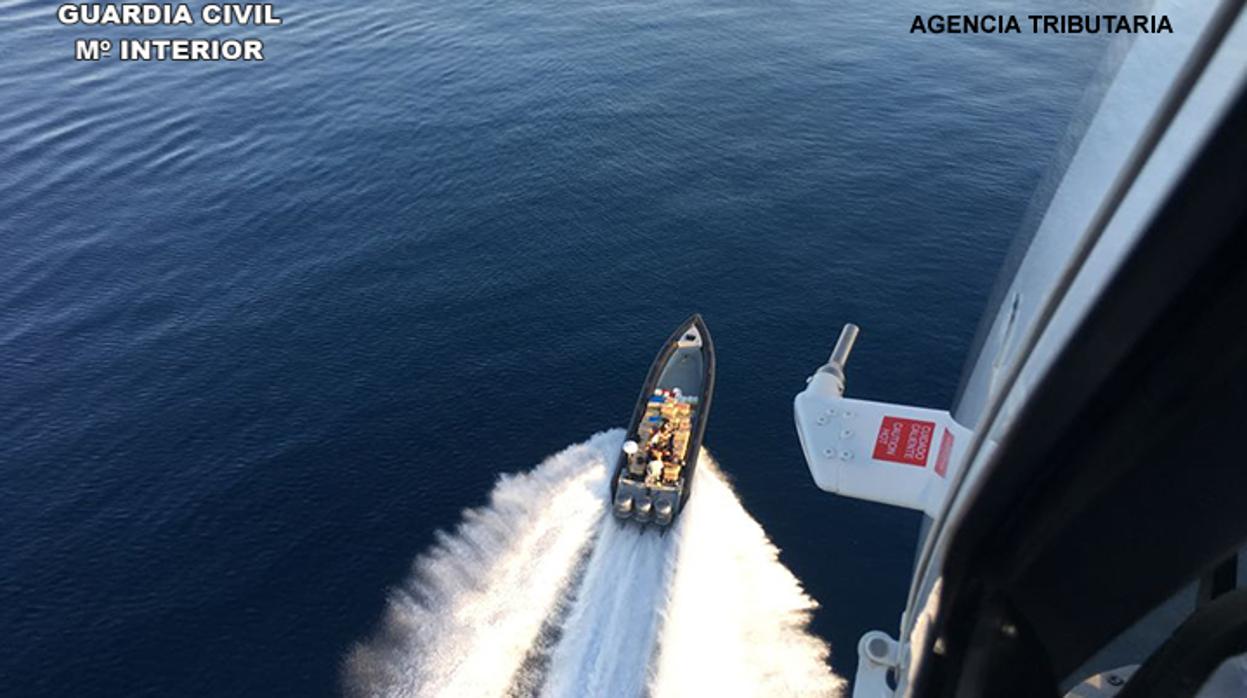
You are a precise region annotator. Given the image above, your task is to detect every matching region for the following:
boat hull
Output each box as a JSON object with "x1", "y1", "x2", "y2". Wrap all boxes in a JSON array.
[{"x1": 610, "y1": 314, "x2": 715, "y2": 527}]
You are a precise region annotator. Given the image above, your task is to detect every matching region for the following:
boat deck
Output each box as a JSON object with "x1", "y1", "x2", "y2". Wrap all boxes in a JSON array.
[{"x1": 629, "y1": 390, "x2": 698, "y2": 486}]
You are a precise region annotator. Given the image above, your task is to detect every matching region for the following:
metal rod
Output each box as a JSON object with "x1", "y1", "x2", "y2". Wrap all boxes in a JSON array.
[{"x1": 829, "y1": 323, "x2": 860, "y2": 369}]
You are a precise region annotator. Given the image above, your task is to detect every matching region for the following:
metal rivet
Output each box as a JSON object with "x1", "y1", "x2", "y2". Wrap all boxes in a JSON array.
[
  {"x1": 840, "y1": 428, "x2": 853, "y2": 439},
  {"x1": 840, "y1": 450, "x2": 852, "y2": 461},
  {"x1": 1000, "y1": 623, "x2": 1018, "y2": 638},
  {"x1": 823, "y1": 448, "x2": 835, "y2": 458},
  {"x1": 817, "y1": 416, "x2": 829, "y2": 425},
  {"x1": 1107, "y1": 674, "x2": 1124, "y2": 687}
]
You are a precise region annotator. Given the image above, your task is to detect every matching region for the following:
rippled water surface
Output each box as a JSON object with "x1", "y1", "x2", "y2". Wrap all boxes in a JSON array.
[{"x1": 2, "y1": 1, "x2": 1114, "y2": 695}]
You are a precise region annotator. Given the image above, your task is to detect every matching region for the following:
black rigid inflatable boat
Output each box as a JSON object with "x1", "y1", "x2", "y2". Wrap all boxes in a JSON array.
[{"x1": 610, "y1": 314, "x2": 715, "y2": 527}]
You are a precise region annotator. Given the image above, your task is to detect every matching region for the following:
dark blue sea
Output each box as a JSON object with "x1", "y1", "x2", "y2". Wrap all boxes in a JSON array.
[{"x1": 2, "y1": 1, "x2": 1115, "y2": 695}]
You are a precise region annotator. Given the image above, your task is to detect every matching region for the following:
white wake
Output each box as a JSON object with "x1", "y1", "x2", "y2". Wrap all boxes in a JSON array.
[{"x1": 344, "y1": 430, "x2": 845, "y2": 697}]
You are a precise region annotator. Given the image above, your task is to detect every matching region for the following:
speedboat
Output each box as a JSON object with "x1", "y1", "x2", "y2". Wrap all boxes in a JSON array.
[{"x1": 611, "y1": 314, "x2": 715, "y2": 527}]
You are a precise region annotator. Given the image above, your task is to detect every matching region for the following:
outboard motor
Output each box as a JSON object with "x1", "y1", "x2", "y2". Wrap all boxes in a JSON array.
[
  {"x1": 613, "y1": 491, "x2": 634, "y2": 517},
  {"x1": 654, "y1": 499, "x2": 674, "y2": 526},
  {"x1": 635, "y1": 496, "x2": 653, "y2": 522}
]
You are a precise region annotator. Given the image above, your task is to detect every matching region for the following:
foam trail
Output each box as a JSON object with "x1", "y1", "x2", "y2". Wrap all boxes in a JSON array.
[
  {"x1": 344, "y1": 432, "x2": 618, "y2": 697},
  {"x1": 649, "y1": 457, "x2": 845, "y2": 696},
  {"x1": 539, "y1": 506, "x2": 671, "y2": 697},
  {"x1": 542, "y1": 451, "x2": 843, "y2": 698},
  {"x1": 345, "y1": 431, "x2": 844, "y2": 698}
]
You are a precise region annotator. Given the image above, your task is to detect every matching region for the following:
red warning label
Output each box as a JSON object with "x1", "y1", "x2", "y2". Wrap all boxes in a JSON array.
[
  {"x1": 873, "y1": 416, "x2": 935, "y2": 466},
  {"x1": 934, "y1": 428, "x2": 954, "y2": 477}
]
